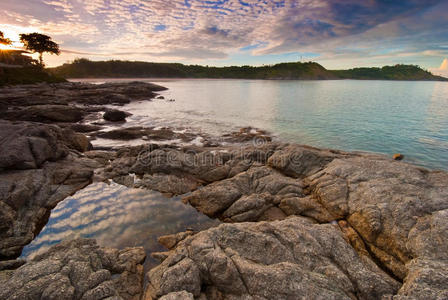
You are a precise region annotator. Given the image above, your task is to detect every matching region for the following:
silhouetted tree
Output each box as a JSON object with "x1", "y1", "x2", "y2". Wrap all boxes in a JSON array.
[
  {"x1": 19, "y1": 33, "x2": 60, "y2": 66},
  {"x1": 0, "y1": 31, "x2": 12, "y2": 45}
]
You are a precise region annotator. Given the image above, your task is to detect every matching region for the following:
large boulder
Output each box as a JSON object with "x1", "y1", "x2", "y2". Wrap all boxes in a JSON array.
[
  {"x1": 0, "y1": 121, "x2": 93, "y2": 169},
  {"x1": 145, "y1": 217, "x2": 400, "y2": 299},
  {"x1": 0, "y1": 239, "x2": 146, "y2": 300},
  {"x1": 0, "y1": 121, "x2": 68, "y2": 169},
  {"x1": 103, "y1": 109, "x2": 129, "y2": 122}
]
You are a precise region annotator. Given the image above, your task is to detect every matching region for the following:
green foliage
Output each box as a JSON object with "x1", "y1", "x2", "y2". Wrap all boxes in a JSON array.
[
  {"x1": 50, "y1": 59, "x2": 447, "y2": 81},
  {"x1": 19, "y1": 33, "x2": 60, "y2": 66},
  {"x1": 0, "y1": 50, "x2": 38, "y2": 66},
  {"x1": 331, "y1": 64, "x2": 446, "y2": 81},
  {"x1": 0, "y1": 65, "x2": 66, "y2": 86},
  {"x1": 50, "y1": 59, "x2": 337, "y2": 80},
  {"x1": 0, "y1": 31, "x2": 12, "y2": 45}
]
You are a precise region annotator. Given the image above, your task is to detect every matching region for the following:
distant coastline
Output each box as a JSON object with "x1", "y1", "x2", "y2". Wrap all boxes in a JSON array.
[{"x1": 49, "y1": 59, "x2": 448, "y2": 81}]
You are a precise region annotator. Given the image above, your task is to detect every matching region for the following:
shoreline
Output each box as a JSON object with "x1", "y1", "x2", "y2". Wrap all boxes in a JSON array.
[{"x1": 0, "y1": 81, "x2": 447, "y2": 299}]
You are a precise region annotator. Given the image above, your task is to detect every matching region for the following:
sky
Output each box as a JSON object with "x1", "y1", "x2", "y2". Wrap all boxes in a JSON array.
[{"x1": 0, "y1": 0, "x2": 447, "y2": 74}]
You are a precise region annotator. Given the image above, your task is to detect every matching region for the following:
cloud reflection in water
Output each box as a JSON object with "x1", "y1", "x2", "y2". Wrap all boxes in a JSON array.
[{"x1": 22, "y1": 182, "x2": 219, "y2": 269}]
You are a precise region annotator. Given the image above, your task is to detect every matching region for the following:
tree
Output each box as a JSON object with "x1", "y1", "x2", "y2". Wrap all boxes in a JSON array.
[
  {"x1": 0, "y1": 31, "x2": 12, "y2": 45},
  {"x1": 19, "y1": 33, "x2": 60, "y2": 66}
]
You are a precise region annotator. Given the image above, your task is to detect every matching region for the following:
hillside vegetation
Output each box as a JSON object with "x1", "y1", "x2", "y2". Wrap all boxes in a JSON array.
[
  {"x1": 0, "y1": 50, "x2": 65, "y2": 86},
  {"x1": 332, "y1": 64, "x2": 446, "y2": 81},
  {"x1": 49, "y1": 58, "x2": 447, "y2": 81},
  {"x1": 50, "y1": 59, "x2": 338, "y2": 80}
]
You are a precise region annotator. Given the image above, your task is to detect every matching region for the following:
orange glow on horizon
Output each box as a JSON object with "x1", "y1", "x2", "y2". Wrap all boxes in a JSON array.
[{"x1": 0, "y1": 24, "x2": 39, "y2": 51}]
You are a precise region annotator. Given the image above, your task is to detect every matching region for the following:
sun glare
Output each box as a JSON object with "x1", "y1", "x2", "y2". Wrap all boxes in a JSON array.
[{"x1": 0, "y1": 24, "x2": 38, "y2": 50}]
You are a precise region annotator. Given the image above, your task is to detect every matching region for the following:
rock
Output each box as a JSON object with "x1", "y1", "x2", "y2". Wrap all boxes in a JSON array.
[
  {"x1": 0, "y1": 120, "x2": 98, "y2": 259},
  {"x1": 0, "y1": 258, "x2": 26, "y2": 271},
  {"x1": 393, "y1": 153, "x2": 404, "y2": 160},
  {"x1": 156, "y1": 95, "x2": 165, "y2": 100},
  {"x1": 306, "y1": 156, "x2": 448, "y2": 282},
  {"x1": 157, "y1": 231, "x2": 195, "y2": 250},
  {"x1": 0, "y1": 120, "x2": 69, "y2": 169},
  {"x1": 96, "y1": 127, "x2": 147, "y2": 140},
  {"x1": 4, "y1": 104, "x2": 85, "y2": 123},
  {"x1": 136, "y1": 173, "x2": 200, "y2": 196},
  {"x1": 84, "y1": 150, "x2": 115, "y2": 165},
  {"x1": 62, "y1": 129, "x2": 92, "y2": 152},
  {"x1": 0, "y1": 155, "x2": 97, "y2": 259},
  {"x1": 146, "y1": 217, "x2": 400, "y2": 299},
  {"x1": 68, "y1": 123, "x2": 103, "y2": 133},
  {"x1": 103, "y1": 109, "x2": 129, "y2": 122},
  {"x1": 223, "y1": 126, "x2": 272, "y2": 144},
  {"x1": 159, "y1": 291, "x2": 194, "y2": 300},
  {"x1": 0, "y1": 82, "x2": 167, "y2": 105},
  {"x1": 105, "y1": 142, "x2": 448, "y2": 298},
  {"x1": 94, "y1": 127, "x2": 195, "y2": 142},
  {"x1": 0, "y1": 239, "x2": 146, "y2": 300},
  {"x1": 184, "y1": 166, "x2": 306, "y2": 220}
]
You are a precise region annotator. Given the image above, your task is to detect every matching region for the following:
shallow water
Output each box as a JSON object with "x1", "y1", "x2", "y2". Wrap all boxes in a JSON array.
[
  {"x1": 74, "y1": 78, "x2": 448, "y2": 170},
  {"x1": 21, "y1": 78, "x2": 448, "y2": 268},
  {"x1": 21, "y1": 182, "x2": 219, "y2": 269}
]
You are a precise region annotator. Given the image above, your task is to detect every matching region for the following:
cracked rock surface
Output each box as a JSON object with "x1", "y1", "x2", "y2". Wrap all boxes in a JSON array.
[
  {"x1": 0, "y1": 239, "x2": 146, "y2": 300},
  {"x1": 145, "y1": 217, "x2": 400, "y2": 299},
  {"x1": 102, "y1": 142, "x2": 448, "y2": 299},
  {"x1": 0, "y1": 120, "x2": 99, "y2": 259}
]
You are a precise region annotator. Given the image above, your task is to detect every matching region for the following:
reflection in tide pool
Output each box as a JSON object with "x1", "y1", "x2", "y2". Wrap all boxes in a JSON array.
[{"x1": 21, "y1": 182, "x2": 219, "y2": 269}]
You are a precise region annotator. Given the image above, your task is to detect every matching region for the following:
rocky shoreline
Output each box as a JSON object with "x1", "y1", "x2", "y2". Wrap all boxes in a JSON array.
[{"x1": 0, "y1": 82, "x2": 447, "y2": 299}]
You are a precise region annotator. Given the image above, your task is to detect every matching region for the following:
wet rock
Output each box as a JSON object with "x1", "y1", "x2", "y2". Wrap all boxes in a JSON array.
[
  {"x1": 103, "y1": 109, "x2": 129, "y2": 122},
  {"x1": 146, "y1": 217, "x2": 400, "y2": 299},
  {"x1": 4, "y1": 104, "x2": 85, "y2": 123},
  {"x1": 97, "y1": 127, "x2": 146, "y2": 140},
  {"x1": 67, "y1": 123, "x2": 103, "y2": 133},
  {"x1": 0, "y1": 239, "x2": 146, "y2": 300},
  {"x1": 94, "y1": 127, "x2": 196, "y2": 142},
  {"x1": 0, "y1": 81, "x2": 167, "y2": 125},
  {"x1": 223, "y1": 126, "x2": 272, "y2": 144}
]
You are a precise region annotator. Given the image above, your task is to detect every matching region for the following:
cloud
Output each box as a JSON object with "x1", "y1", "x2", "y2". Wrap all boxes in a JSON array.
[
  {"x1": 430, "y1": 58, "x2": 448, "y2": 77},
  {"x1": 1, "y1": 0, "x2": 447, "y2": 67}
]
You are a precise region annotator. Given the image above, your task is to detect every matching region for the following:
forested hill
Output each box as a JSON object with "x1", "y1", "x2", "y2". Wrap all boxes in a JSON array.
[
  {"x1": 332, "y1": 65, "x2": 447, "y2": 81},
  {"x1": 49, "y1": 59, "x2": 447, "y2": 81}
]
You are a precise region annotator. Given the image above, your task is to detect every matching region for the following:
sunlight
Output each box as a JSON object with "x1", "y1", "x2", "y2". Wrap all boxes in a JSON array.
[{"x1": 0, "y1": 24, "x2": 39, "y2": 50}]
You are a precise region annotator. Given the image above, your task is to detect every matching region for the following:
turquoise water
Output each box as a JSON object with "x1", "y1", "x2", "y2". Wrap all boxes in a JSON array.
[
  {"x1": 75, "y1": 78, "x2": 448, "y2": 169},
  {"x1": 112, "y1": 79, "x2": 447, "y2": 171}
]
